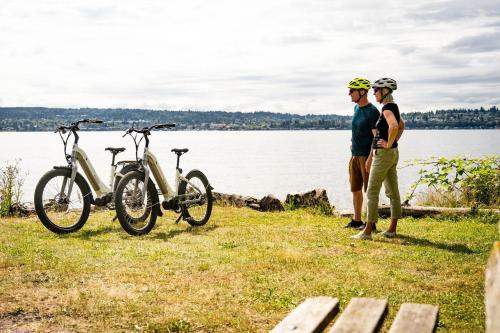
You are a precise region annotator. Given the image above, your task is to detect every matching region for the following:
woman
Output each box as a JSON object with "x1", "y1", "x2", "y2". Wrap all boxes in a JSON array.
[{"x1": 351, "y1": 78, "x2": 404, "y2": 240}]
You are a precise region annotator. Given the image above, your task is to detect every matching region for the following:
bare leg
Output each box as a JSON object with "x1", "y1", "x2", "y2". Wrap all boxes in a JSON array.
[
  {"x1": 387, "y1": 218, "x2": 398, "y2": 233},
  {"x1": 363, "y1": 221, "x2": 375, "y2": 234},
  {"x1": 353, "y1": 190, "x2": 363, "y2": 221}
]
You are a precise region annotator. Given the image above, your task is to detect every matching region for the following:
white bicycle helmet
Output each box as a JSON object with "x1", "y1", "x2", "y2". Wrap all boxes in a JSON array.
[{"x1": 373, "y1": 78, "x2": 397, "y2": 91}]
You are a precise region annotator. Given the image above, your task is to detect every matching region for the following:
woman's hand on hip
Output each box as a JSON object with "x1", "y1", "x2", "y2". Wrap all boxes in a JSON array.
[{"x1": 377, "y1": 139, "x2": 390, "y2": 149}]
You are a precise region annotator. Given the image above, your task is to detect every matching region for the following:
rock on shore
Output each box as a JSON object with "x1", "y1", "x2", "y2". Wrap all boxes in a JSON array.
[{"x1": 213, "y1": 188, "x2": 333, "y2": 214}]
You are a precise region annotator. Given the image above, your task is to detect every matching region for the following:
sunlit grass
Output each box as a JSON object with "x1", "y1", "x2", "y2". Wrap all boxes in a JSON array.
[{"x1": 0, "y1": 207, "x2": 498, "y2": 332}]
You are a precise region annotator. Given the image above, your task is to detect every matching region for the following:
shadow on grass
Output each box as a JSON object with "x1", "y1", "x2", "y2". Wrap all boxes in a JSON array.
[
  {"x1": 150, "y1": 224, "x2": 219, "y2": 241},
  {"x1": 65, "y1": 226, "x2": 119, "y2": 240},
  {"x1": 395, "y1": 234, "x2": 474, "y2": 254}
]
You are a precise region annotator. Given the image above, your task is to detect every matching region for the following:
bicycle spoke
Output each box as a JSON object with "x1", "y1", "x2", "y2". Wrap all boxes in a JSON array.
[
  {"x1": 119, "y1": 176, "x2": 152, "y2": 228},
  {"x1": 180, "y1": 172, "x2": 212, "y2": 225},
  {"x1": 41, "y1": 175, "x2": 85, "y2": 229}
]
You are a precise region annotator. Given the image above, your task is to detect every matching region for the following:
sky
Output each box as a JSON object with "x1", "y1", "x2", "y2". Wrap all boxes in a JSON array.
[{"x1": 1, "y1": 0, "x2": 499, "y2": 115}]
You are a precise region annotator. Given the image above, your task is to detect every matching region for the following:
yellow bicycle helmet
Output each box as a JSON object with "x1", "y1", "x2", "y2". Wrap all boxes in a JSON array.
[{"x1": 347, "y1": 77, "x2": 371, "y2": 90}]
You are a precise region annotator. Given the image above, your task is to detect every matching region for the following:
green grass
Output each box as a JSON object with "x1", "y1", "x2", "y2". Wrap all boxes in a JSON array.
[{"x1": 0, "y1": 207, "x2": 498, "y2": 332}]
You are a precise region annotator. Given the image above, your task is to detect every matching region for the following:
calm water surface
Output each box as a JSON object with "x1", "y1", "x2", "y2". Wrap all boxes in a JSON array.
[{"x1": 0, "y1": 130, "x2": 499, "y2": 209}]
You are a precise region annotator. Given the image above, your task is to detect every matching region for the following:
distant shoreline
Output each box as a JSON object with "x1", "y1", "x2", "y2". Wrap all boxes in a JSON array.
[
  {"x1": 1, "y1": 128, "x2": 499, "y2": 133},
  {"x1": 1, "y1": 106, "x2": 498, "y2": 131}
]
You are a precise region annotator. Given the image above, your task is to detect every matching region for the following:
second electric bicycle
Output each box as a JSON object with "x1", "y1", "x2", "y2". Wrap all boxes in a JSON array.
[{"x1": 114, "y1": 123, "x2": 213, "y2": 235}]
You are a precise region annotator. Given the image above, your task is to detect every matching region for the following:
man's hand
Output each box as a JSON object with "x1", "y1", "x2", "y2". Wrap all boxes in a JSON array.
[{"x1": 365, "y1": 157, "x2": 372, "y2": 173}]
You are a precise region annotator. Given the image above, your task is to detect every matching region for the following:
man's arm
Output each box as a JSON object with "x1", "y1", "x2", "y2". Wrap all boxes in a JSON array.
[{"x1": 365, "y1": 128, "x2": 377, "y2": 173}]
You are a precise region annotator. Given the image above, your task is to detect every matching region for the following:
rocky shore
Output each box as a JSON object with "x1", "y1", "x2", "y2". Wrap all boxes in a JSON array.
[
  {"x1": 4, "y1": 189, "x2": 498, "y2": 219},
  {"x1": 213, "y1": 188, "x2": 334, "y2": 215}
]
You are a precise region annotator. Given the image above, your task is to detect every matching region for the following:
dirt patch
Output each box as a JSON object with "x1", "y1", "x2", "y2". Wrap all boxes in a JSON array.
[{"x1": 0, "y1": 308, "x2": 54, "y2": 332}]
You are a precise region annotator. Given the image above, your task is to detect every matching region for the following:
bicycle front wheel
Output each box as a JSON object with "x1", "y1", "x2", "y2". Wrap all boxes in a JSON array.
[
  {"x1": 178, "y1": 170, "x2": 213, "y2": 226},
  {"x1": 34, "y1": 168, "x2": 92, "y2": 234},
  {"x1": 114, "y1": 170, "x2": 159, "y2": 236}
]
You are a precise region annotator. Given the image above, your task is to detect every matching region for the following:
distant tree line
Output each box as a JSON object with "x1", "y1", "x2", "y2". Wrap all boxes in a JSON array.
[{"x1": 0, "y1": 106, "x2": 498, "y2": 131}]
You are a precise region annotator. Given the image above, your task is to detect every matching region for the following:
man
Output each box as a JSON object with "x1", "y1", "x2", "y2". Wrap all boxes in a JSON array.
[{"x1": 345, "y1": 77, "x2": 380, "y2": 229}]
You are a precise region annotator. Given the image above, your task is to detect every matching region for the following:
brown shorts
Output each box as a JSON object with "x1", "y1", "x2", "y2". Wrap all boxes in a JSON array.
[{"x1": 349, "y1": 156, "x2": 369, "y2": 192}]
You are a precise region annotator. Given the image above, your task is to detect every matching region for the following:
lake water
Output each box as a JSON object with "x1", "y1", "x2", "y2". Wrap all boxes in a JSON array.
[{"x1": 0, "y1": 130, "x2": 499, "y2": 210}]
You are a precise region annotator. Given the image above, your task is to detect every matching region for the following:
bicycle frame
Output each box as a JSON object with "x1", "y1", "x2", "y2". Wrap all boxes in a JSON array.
[
  {"x1": 143, "y1": 148, "x2": 175, "y2": 199},
  {"x1": 141, "y1": 148, "x2": 204, "y2": 205},
  {"x1": 70, "y1": 144, "x2": 111, "y2": 197},
  {"x1": 122, "y1": 123, "x2": 206, "y2": 211},
  {"x1": 58, "y1": 122, "x2": 132, "y2": 204}
]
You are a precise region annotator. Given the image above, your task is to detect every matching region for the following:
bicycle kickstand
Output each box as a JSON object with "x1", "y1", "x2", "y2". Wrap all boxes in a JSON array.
[{"x1": 175, "y1": 214, "x2": 183, "y2": 224}]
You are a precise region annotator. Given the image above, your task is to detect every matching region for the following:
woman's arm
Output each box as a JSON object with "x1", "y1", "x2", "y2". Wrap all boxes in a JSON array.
[
  {"x1": 379, "y1": 110, "x2": 399, "y2": 148},
  {"x1": 396, "y1": 117, "x2": 405, "y2": 142}
]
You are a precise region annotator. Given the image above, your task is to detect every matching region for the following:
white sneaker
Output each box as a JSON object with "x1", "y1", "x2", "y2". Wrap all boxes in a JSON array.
[
  {"x1": 350, "y1": 232, "x2": 373, "y2": 240},
  {"x1": 380, "y1": 230, "x2": 396, "y2": 238}
]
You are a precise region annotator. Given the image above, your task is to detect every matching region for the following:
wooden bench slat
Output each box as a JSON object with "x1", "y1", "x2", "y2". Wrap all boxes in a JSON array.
[
  {"x1": 486, "y1": 241, "x2": 500, "y2": 333},
  {"x1": 388, "y1": 303, "x2": 439, "y2": 333},
  {"x1": 328, "y1": 297, "x2": 387, "y2": 333},
  {"x1": 270, "y1": 296, "x2": 339, "y2": 333}
]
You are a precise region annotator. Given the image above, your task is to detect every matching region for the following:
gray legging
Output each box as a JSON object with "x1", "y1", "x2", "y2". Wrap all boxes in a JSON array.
[{"x1": 366, "y1": 148, "x2": 402, "y2": 223}]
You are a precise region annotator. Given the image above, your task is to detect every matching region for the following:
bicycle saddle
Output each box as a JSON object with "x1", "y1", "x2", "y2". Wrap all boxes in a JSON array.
[
  {"x1": 105, "y1": 147, "x2": 126, "y2": 154},
  {"x1": 171, "y1": 148, "x2": 189, "y2": 154}
]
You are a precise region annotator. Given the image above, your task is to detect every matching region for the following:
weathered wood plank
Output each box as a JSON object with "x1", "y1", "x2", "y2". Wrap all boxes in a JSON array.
[
  {"x1": 328, "y1": 298, "x2": 387, "y2": 333},
  {"x1": 270, "y1": 296, "x2": 339, "y2": 333},
  {"x1": 339, "y1": 206, "x2": 499, "y2": 218},
  {"x1": 378, "y1": 205, "x2": 499, "y2": 218},
  {"x1": 388, "y1": 303, "x2": 439, "y2": 333},
  {"x1": 486, "y1": 241, "x2": 500, "y2": 333}
]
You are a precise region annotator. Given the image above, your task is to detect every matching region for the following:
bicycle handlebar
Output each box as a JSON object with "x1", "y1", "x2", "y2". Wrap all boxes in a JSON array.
[
  {"x1": 54, "y1": 119, "x2": 103, "y2": 133},
  {"x1": 154, "y1": 123, "x2": 175, "y2": 129},
  {"x1": 122, "y1": 123, "x2": 176, "y2": 137}
]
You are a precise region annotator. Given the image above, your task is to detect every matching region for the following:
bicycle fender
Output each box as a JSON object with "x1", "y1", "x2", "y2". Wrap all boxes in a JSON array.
[
  {"x1": 185, "y1": 169, "x2": 214, "y2": 190},
  {"x1": 52, "y1": 166, "x2": 94, "y2": 203},
  {"x1": 132, "y1": 171, "x2": 163, "y2": 217},
  {"x1": 150, "y1": 183, "x2": 163, "y2": 217},
  {"x1": 53, "y1": 166, "x2": 71, "y2": 170}
]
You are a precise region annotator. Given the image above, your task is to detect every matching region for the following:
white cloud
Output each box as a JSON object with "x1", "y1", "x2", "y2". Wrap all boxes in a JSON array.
[{"x1": 0, "y1": 0, "x2": 499, "y2": 115}]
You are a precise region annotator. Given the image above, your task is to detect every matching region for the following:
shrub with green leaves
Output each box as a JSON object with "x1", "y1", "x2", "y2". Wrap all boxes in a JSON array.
[
  {"x1": 404, "y1": 155, "x2": 499, "y2": 208},
  {"x1": 0, "y1": 160, "x2": 27, "y2": 217}
]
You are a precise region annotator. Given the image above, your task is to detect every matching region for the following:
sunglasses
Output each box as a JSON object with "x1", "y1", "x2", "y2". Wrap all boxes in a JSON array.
[{"x1": 349, "y1": 89, "x2": 358, "y2": 94}]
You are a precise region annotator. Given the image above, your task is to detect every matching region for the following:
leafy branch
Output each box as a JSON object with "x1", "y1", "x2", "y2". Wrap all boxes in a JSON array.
[{"x1": 403, "y1": 155, "x2": 500, "y2": 208}]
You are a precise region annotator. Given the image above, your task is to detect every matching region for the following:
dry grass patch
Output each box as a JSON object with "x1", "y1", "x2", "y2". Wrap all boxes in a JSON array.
[{"x1": 0, "y1": 207, "x2": 498, "y2": 332}]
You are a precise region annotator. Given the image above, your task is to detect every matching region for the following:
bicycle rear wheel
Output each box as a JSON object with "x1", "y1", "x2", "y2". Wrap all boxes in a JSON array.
[
  {"x1": 178, "y1": 170, "x2": 213, "y2": 226},
  {"x1": 34, "y1": 168, "x2": 92, "y2": 234},
  {"x1": 114, "y1": 170, "x2": 159, "y2": 235}
]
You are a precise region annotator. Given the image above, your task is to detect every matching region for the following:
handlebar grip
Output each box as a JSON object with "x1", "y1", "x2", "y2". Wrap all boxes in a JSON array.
[
  {"x1": 88, "y1": 119, "x2": 103, "y2": 124},
  {"x1": 122, "y1": 128, "x2": 133, "y2": 137},
  {"x1": 156, "y1": 123, "x2": 176, "y2": 129}
]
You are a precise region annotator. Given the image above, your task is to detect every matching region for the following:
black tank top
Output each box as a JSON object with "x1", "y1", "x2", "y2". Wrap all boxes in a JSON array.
[{"x1": 375, "y1": 103, "x2": 400, "y2": 148}]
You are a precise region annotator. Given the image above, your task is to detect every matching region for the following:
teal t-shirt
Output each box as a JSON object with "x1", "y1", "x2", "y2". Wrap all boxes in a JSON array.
[{"x1": 351, "y1": 103, "x2": 380, "y2": 156}]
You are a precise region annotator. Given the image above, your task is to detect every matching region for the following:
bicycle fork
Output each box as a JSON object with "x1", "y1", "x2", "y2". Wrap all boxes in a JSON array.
[{"x1": 61, "y1": 155, "x2": 79, "y2": 210}]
